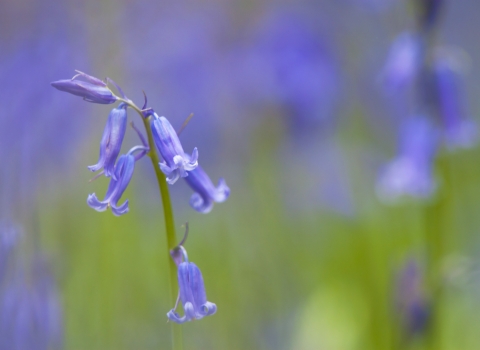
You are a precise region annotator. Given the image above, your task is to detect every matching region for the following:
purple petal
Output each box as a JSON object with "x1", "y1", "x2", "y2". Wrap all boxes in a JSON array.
[
  {"x1": 199, "y1": 302, "x2": 217, "y2": 317},
  {"x1": 111, "y1": 200, "x2": 129, "y2": 216},
  {"x1": 166, "y1": 310, "x2": 189, "y2": 324},
  {"x1": 86, "y1": 194, "x2": 109, "y2": 212},
  {"x1": 188, "y1": 263, "x2": 208, "y2": 309},
  {"x1": 73, "y1": 70, "x2": 107, "y2": 86},
  {"x1": 190, "y1": 193, "x2": 214, "y2": 214},
  {"x1": 178, "y1": 263, "x2": 195, "y2": 309}
]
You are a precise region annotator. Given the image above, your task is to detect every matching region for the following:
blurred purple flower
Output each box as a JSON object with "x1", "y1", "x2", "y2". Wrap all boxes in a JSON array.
[
  {"x1": 395, "y1": 259, "x2": 430, "y2": 336},
  {"x1": 0, "y1": 14, "x2": 89, "y2": 215},
  {"x1": 87, "y1": 153, "x2": 135, "y2": 216},
  {"x1": 88, "y1": 103, "x2": 128, "y2": 179},
  {"x1": 376, "y1": 117, "x2": 439, "y2": 201},
  {"x1": 0, "y1": 222, "x2": 18, "y2": 284},
  {"x1": 432, "y1": 55, "x2": 477, "y2": 149},
  {"x1": 0, "y1": 225, "x2": 63, "y2": 350},
  {"x1": 51, "y1": 70, "x2": 118, "y2": 104},
  {"x1": 234, "y1": 10, "x2": 339, "y2": 131},
  {"x1": 150, "y1": 113, "x2": 198, "y2": 184},
  {"x1": 380, "y1": 32, "x2": 423, "y2": 91},
  {"x1": 167, "y1": 261, "x2": 217, "y2": 324}
]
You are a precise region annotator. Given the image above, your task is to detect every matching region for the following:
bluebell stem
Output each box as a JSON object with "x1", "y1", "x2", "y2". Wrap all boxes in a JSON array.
[
  {"x1": 150, "y1": 113, "x2": 198, "y2": 184},
  {"x1": 433, "y1": 55, "x2": 477, "y2": 150},
  {"x1": 88, "y1": 103, "x2": 128, "y2": 179},
  {"x1": 380, "y1": 32, "x2": 423, "y2": 90},
  {"x1": 51, "y1": 70, "x2": 118, "y2": 104},
  {"x1": 417, "y1": 0, "x2": 443, "y2": 30},
  {"x1": 87, "y1": 146, "x2": 147, "y2": 216},
  {"x1": 395, "y1": 260, "x2": 430, "y2": 336},
  {"x1": 167, "y1": 246, "x2": 216, "y2": 324},
  {"x1": 183, "y1": 159, "x2": 229, "y2": 214},
  {"x1": 376, "y1": 117, "x2": 439, "y2": 201}
]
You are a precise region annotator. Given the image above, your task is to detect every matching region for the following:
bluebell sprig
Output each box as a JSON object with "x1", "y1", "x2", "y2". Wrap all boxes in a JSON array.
[{"x1": 52, "y1": 70, "x2": 230, "y2": 349}]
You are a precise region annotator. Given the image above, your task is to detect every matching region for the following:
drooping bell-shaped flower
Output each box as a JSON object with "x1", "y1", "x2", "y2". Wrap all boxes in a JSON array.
[
  {"x1": 167, "y1": 261, "x2": 217, "y2": 324},
  {"x1": 88, "y1": 103, "x2": 128, "y2": 179},
  {"x1": 433, "y1": 56, "x2": 477, "y2": 149},
  {"x1": 87, "y1": 154, "x2": 135, "y2": 216},
  {"x1": 380, "y1": 32, "x2": 423, "y2": 90},
  {"x1": 150, "y1": 114, "x2": 198, "y2": 184},
  {"x1": 183, "y1": 161, "x2": 229, "y2": 214},
  {"x1": 51, "y1": 70, "x2": 117, "y2": 104},
  {"x1": 376, "y1": 116, "x2": 439, "y2": 201}
]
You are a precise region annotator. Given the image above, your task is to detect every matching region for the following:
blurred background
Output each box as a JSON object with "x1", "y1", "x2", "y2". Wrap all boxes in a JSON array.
[{"x1": 1, "y1": 0, "x2": 480, "y2": 349}]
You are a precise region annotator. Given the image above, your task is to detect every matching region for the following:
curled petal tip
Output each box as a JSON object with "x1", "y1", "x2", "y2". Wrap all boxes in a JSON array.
[
  {"x1": 86, "y1": 194, "x2": 108, "y2": 212},
  {"x1": 167, "y1": 310, "x2": 188, "y2": 324},
  {"x1": 111, "y1": 200, "x2": 129, "y2": 216}
]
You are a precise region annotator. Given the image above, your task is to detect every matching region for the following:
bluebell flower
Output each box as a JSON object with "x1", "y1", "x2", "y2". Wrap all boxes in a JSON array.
[
  {"x1": 380, "y1": 32, "x2": 423, "y2": 90},
  {"x1": 167, "y1": 261, "x2": 217, "y2": 324},
  {"x1": 87, "y1": 153, "x2": 135, "y2": 216},
  {"x1": 88, "y1": 103, "x2": 128, "y2": 179},
  {"x1": 433, "y1": 56, "x2": 477, "y2": 149},
  {"x1": 150, "y1": 114, "x2": 198, "y2": 184},
  {"x1": 51, "y1": 70, "x2": 117, "y2": 104},
  {"x1": 183, "y1": 161, "x2": 229, "y2": 214},
  {"x1": 376, "y1": 117, "x2": 439, "y2": 201},
  {"x1": 395, "y1": 260, "x2": 430, "y2": 336}
]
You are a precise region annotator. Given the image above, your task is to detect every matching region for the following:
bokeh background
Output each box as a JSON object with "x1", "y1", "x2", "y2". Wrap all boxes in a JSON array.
[{"x1": 2, "y1": 0, "x2": 480, "y2": 349}]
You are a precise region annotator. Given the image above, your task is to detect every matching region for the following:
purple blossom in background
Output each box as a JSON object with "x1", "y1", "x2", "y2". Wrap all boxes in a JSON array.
[
  {"x1": 167, "y1": 261, "x2": 217, "y2": 324},
  {"x1": 88, "y1": 103, "x2": 128, "y2": 179},
  {"x1": 432, "y1": 55, "x2": 477, "y2": 149},
  {"x1": 376, "y1": 117, "x2": 439, "y2": 201},
  {"x1": 183, "y1": 157, "x2": 229, "y2": 214},
  {"x1": 87, "y1": 153, "x2": 136, "y2": 216},
  {"x1": 0, "y1": 222, "x2": 17, "y2": 284},
  {"x1": 0, "y1": 226, "x2": 63, "y2": 350},
  {"x1": 380, "y1": 32, "x2": 423, "y2": 91},
  {"x1": 150, "y1": 114, "x2": 198, "y2": 184},
  {"x1": 51, "y1": 70, "x2": 118, "y2": 105},
  {"x1": 395, "y1": 260, "x2": 430, "y2": 336},
  {"x1": 0, "y1": 33, "x2": 89, "y2": 216},
  {"x1": 234, "y1": 9, "x2": 339, "y2": 131}
]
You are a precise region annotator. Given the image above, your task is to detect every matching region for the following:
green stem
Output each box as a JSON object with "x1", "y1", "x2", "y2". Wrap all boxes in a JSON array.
[
  {"x1": 122, "y1": 100, "x2": 183, "y2": 350},
  {"x1": 424, "y1": 153, "x2": 452, "y2": 350}
]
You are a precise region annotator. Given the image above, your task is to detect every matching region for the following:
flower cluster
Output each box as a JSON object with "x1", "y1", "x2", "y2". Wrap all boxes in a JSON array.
[
  {"x1": 51, "y1": 71, "x2": 230, "y2": 215},
  {"x1": 52, "y1": 71, "x2": 227, "y2": 325},
  {"x1": 377, "y1": 0, "x2": 476, "y2": 201},
  {"x1": 376, "y1": 117, "x2": 439, "y2": 201}
]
